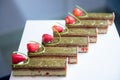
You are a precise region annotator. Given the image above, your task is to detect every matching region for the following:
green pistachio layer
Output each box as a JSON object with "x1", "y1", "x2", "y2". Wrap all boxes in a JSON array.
[
  {"x1": 54, "y1": 28, "x2": 97, "y2": 36},
  {"x1": 53, "y1": 37, "x2": 88, "y2": 46},
  {"x1": 66, "y1": 20, "x2": 108, "y2": 28},
  {"x1": 29, "y1": 47, "x2": 76, "y2": 56},
  {"x1": 12, "y1": 58, "x2": 66, "y2": 69},
  {"x1": 79, "y1": 13, "x2": 114, "y2": 19}
]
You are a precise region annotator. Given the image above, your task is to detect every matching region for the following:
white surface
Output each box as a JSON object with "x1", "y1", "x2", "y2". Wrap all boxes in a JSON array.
[{"x1": 10, "y1": 20, "x2": 120, "y2": 80}]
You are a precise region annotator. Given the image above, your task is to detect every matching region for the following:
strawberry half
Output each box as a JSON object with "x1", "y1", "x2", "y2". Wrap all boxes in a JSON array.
[
  {"x1": 65, "y1": 16, "x2": 75, "y2": 24},
  {"x1": 12, "y1": 53, "x2": 27, "y2": 64},
  {"x1": 73, "y1": 8, "x2": 83, "y2": 17},
  {"x1": 27, "y1": 42, "x2": 40, "y2": 53},
  {"x1": 42, "y1": 34, "x2": 53, "y2": 43},
  {"x1": 52, "y1": 25, "x2": 64, "y2": 32}
]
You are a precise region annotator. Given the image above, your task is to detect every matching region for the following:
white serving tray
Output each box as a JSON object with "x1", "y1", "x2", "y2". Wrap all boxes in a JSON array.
[{"x1": 10, "y1": 20, "x2": 120, "y2": 80}]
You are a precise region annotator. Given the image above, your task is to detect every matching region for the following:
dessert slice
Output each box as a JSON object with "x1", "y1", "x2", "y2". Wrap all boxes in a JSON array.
[
  {"x1": 12, "y1": 57, "x2": 67, "y2": 76},
  {"x1": 53, "y1": 28, "x2": 98, "y2": 43},
  {"x1": 78, "y1": 13, "x2": 114, "y2": 25},
  {"x1": 28, "y1": 47, "x2": 77, "y2": 64},
  {"x1": 43, "y1": 36, "x2": 89, "y2": 53},
  {"x1": 66, "y1": 20, "x2": 109, "y2": 34},
  {"x1": 72, "y1": 5, "x2": 114, "y2": 25}
]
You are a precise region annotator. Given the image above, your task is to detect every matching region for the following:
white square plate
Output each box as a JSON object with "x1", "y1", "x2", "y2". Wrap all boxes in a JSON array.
[{"x1": 10, "y1": 20, "x2": 120, "y2": 80}]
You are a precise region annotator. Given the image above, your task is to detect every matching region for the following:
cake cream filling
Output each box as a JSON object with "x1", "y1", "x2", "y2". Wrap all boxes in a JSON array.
[
  {"x1": 13, "y1": 69, "x2": 66, "y2": 76},
  {"x1": 98, "y1": 28, "x2": 108, "y2": 34},
  {"x1": 68, "y1": 58, "x2": 77, "y2": 64},
  {"x1": 89, "y1": 37, "x2": 97, "y2": 43},
  {"x1": 56, "y1": 57, "x2": 77, "y2": 64}
]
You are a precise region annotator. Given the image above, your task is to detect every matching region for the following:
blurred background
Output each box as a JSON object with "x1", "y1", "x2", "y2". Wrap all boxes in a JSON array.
[{"x1": 0, "y1": 0, "x2": 120, "y2": 79}]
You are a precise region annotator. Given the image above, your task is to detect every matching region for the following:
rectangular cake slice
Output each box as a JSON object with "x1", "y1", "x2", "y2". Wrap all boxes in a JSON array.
[
  {"x1": 12, "y1": 57, "x2": 67, "y2": 76},
  {"x1": 43, "y1": 37, "x2": 89, "y2": 53},
  {"x1": 28, "y1": 47, "x2": 77, "y2": 64},
  {"x1": 66, "y1": 20, "x2": 109, "y2": 34},
  {"x1": 54, "y1": 28, "x2": 98, "y2": 43},
  {"x1": 78, "y1": 13, "x2": 114, "y2": 25}
]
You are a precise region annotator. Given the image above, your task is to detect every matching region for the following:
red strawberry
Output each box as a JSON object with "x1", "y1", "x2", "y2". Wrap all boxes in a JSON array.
[
  {"x1": 42, "y1": 34, "x2": 53, "y2": 43},
  {"x1": 65, "y1": 16, "x2": 75, "y2": 24},
  {"x1": 12, "y1": 53, "x2": 26, "y2": 64},
  {"x1": 27, "y1": 42, "x2": 40, "y2": 52},
  {"x1": 73, "y1": 8, "x2": 83, "y2": 17},
  {"x1": 52, "y1": 25, "x2": 64, "y2": 32}
]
